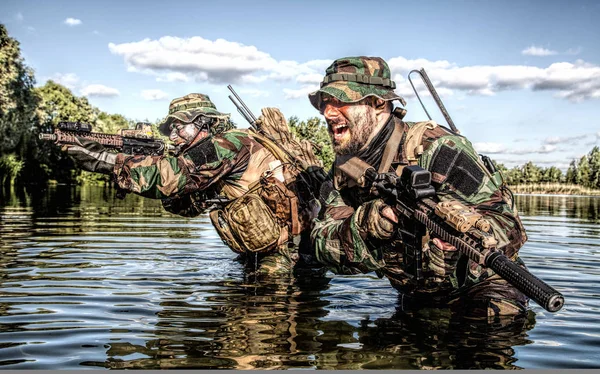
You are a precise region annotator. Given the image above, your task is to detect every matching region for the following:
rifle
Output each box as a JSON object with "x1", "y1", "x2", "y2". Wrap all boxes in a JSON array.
[
  {"x1": 354, "y1": 163, "x2": 564, "y2": 313},
  {"x1": 39, "y1": 122, "x2": 173, "y2": 156}
]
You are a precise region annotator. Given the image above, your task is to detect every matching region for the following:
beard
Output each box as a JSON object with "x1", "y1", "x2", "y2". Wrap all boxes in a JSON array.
[{"x1": 329, "y1": 107, "x2": 378, "y2": 155}]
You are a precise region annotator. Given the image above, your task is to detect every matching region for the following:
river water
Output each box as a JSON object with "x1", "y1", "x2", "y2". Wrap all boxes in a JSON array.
[{"x1": 0, "y1": 185, "x2": 598, "y2": 369}]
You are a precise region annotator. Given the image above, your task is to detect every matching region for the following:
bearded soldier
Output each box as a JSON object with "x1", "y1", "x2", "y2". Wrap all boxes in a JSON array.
[
  {"x1": 309, "y1": 57, "x2": 529, "y2": 317},
  {"x1": 64, "y1": 93, "x2": 323, "y2": 276}
]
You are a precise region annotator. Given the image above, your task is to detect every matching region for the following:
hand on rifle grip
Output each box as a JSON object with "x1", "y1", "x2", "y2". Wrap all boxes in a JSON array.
[
  {"x1": 426, "y1": 237, "x2": 459, "y2": 281},
  {"x1": 358, "y1": 199, "x2": 398, "y2": 240}
]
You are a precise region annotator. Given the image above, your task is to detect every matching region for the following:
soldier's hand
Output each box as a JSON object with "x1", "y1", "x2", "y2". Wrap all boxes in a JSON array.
[
  {"x1": 62, "y1": 137, "x2": 116, "y2": 174},
  {"x1": 357, "y1": 199, "x2": 397, "y2": 240},
  {"x1": 426, "y1": 238, "x2": 460, "y2": 281},
  {"x1": 162, "y1": 194, "x2": 205, "y2": 217}
]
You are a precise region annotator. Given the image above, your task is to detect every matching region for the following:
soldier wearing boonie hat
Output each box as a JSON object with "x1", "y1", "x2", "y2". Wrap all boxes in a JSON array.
[
  {"x1": 310, "y1": 56, "x2": 531, "y2": 319},
  {"x1": 308, "y1": 56, "x2": 406, "y2": 111},
  {"x1": 64, "y1": 91, "x2": 326, "y2": 278},
  {"x1": 158, "y1": 93, "x2": 233, "y2": 137}
]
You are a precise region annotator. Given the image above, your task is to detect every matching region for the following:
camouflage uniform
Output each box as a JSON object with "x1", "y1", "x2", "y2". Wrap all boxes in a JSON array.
[
  {"x1": 78, "y1": 94, "x2": 320, "y2": 276},
  {"x1": 309, "y1": 57, "x2": 529, "y2": 318}
]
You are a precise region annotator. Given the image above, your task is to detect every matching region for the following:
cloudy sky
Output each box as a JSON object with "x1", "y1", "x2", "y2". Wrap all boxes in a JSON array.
[{"x1": 2, "y1": 0, "x2": 599, "y2": 170}]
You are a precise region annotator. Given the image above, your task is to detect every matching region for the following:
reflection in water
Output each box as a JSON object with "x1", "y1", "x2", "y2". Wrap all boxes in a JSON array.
[
  {"x1": 0, "y1": 186, "x2": 597, "y2": 369},
  {"x1": 517, "y1": 194, "x2": 600, "y2": 221}
]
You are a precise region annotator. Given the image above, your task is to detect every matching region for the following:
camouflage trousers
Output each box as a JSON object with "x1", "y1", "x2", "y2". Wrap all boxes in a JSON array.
[{"x1": 388, "y1": 257, "x2": 529, "y2": 320}]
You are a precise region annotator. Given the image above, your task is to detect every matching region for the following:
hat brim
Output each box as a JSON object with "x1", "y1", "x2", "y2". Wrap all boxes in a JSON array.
[
  {"x1": 309, "y1": 81, "x2": 406, "y2": 111},
  {"x1": 158, "y1": 108, "x2": 230, "y2": 136}
]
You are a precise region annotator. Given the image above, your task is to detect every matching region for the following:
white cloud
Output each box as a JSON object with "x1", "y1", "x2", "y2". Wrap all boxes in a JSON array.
[
  {"x1": 283, "y1": 85, "x2": 318, "y2": 100},
  {"x1": 543, "y1": 134, "x2": 588, "y2": 145},
  {"x1": 80, "y1": 84, "x2": 119, "y2": 97},
  {"x1": 387, "y1": 57, "x2": 600, "y2": 102},
  {"x1": 15, "y1": 13, "x2": 24, "y2": 22},
  {"x1": 141, "y1": 89, "x2": 168, "y2": 101},
  {"x1": 474, "y1": 142, "x2": 562, "y2": 155},
  {"x1": 64, "y1": 17, "x2": 82, "y2": 26},
  {"x1": 48, "y1": 73, "x2": 80, "y2": 89},
  {"x1": 565, "y1": 47, "x2": 582, "y2": 56},
  {"x1": 473, "y1": 142, "x2": 507, "y2": 154},
  {"x1": 156, "y1": 72, "x2": 190, "y2": 83},
  {"x1": 108, "y1": 36, "x2": 278, "y2": 83},
  {"x1": 522, "y1": 46, "x2": 558, "y2": 56},
  {"x1": 107, "y1": 35, "x2": 600, "y2": 103},
  {"x1": 239, "y1": 89, "x2": 270, "y2": 98}
]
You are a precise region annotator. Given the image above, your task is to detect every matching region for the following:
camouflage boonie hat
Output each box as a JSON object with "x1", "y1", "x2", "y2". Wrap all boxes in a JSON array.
[
  {"x1": 309, "y1": 56, "x2": 406, "y2": 111},
  {"x1": 158, "y1": 93, "x2": 230, "y2": 135}
]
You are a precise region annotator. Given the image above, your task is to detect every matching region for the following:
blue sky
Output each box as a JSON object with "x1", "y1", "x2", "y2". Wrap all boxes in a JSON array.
[{"x1": 2, "y1": 0, "x2": 599, "y2": 170}]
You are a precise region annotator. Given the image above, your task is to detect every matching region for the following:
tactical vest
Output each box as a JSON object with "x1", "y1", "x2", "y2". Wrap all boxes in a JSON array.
[{"x1": 207, "y1": 107, "x2": 323, "y2": 256}]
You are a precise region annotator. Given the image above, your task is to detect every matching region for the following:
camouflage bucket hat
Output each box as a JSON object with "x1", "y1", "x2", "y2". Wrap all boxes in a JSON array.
[
  {"x1": 309, "y1": 56, "x2": 406, "y2": 111},
  {"x1": 158, "y1": 93, "x2": 230, "y2": 136}
]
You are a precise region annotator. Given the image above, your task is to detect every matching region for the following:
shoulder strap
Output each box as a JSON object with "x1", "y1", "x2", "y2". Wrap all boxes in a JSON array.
[
  {"x1": 404, "y1": 120, "x2": 438, "y2": 163},
  {"x1": 378, "y1": 120, "x2": 404, "y2": 173}
]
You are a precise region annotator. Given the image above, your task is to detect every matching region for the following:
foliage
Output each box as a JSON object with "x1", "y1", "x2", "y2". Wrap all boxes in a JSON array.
[
  {"x1": 0, "y1": 24, "x2": 39, "y2": 154},
  {"x1": 0, "y1": 153, "x2": 23, "y2": 187},
  {"x1": 288, "y1": 115, "x2": 334, "y2": 170}
]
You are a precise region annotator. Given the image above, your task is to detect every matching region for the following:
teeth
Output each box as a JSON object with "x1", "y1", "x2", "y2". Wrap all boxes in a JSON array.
[{"x1": 332, "y1": 124, "x2": 347, "y2": 130}]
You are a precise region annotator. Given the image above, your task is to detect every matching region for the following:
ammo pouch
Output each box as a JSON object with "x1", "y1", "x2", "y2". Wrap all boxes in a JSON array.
[{"x1": 209, "y1": 175, "x2": 299, "y2": 255}]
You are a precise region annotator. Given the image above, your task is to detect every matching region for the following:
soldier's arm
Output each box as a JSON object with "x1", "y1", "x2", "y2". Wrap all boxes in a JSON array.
[
  {"x1": 418, "y1": 133, "x2": 527, "y2": 258},
  {"x1": 311, "y1": 181, "x2": 387, "y2": 274},
  {"x1": 113, "y1": 134, "x2": 243, "y2": 200}
]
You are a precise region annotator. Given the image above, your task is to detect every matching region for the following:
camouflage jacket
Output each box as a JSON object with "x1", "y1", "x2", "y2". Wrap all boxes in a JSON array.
[
  {"x1": 113, "y1": 129, "x2": 280, "y2": 201},
  {"x1": 311, "y1": 116, "x2": 528, "y2": 298}
]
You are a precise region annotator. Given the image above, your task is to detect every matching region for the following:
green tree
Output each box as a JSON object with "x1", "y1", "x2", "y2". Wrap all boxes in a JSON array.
[
  {"x1": 565, "y1": 160, "x2": 577, "y2": 184},
  {"x1": 522, "y1": 161, "x2": 542, "y2": 184},
  {"x1": 504, "y1": 166, "x2": 524, "y2": 185},
  {"x1": 288, "y1": 116, "x2": 334, "y2": 170},
  {"x1": 541, "y1": 166, "x2": 562, "y2": 183},
  {"x1": 0, "y1": 24, "x2": 39, "y2": 186},
  {"x1": 576, "y1": 155, "x2": 591, "y2": 187},
  {"x1": 23, "y1": 81, "x2": 99, "y2": 184},
  {"x1": 588, "y1": 146, "x2": 600, "y2": 189}
]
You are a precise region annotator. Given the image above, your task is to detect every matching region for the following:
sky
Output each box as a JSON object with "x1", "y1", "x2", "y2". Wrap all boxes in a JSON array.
[{"x1": 2, "y1": 0, "x2": 599, "y2": 170}]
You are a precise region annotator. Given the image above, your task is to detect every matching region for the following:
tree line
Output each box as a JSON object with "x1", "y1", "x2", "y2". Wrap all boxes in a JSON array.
[
  {"x1": 495, "y1": 146, "x2": 600, "y2": 190},
  {"x1": 1, "y1": 24, "x2": 598, "y2": 193}
]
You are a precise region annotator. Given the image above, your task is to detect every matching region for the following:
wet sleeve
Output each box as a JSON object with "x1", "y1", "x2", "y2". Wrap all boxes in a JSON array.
[
  {"x1": 112, "y1": 154, "x2": 197, "y2": 199},
  {"x1": 311, "y1": 181, "x2": 386, "y2": 274},
  {"x1": 419, "y1": 134, "x2": 527, "y2": 258},
  {"x1": 112, "y1": 134, "x2": 245, "y2": 200}
]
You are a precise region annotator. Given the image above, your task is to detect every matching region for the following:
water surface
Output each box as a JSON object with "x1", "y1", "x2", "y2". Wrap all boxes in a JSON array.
[{"x1": 0, "y1": 186, "x2": 598, "y2": 369}]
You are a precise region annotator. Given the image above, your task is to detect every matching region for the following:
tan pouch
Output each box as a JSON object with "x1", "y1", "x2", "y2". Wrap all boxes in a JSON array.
[{"x1": 210, "y1": 189, "x2": 281, "y2": 254}]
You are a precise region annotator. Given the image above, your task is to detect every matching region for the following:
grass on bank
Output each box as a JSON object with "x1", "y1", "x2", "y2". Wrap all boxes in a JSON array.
[{"x1": 508, "y1": 183, "x2": 600, "y2": 196}]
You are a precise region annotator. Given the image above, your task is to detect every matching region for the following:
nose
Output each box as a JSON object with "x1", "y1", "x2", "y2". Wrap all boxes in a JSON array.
[
  {"x1": 169, "y1": 128, "x2": 179, "y2": 141},
  {"x1": 323, "y1": 103, "x2": 341, "y2": 121}
]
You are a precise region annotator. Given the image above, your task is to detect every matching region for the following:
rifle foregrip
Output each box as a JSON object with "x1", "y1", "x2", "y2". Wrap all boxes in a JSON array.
[{"x1": 486, "y1": 251, "x2": 564, "y2": 312}]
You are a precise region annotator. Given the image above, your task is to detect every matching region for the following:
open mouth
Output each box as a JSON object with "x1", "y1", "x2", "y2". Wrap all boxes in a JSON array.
[{"x1": 330, "y1": 123, "x2": 349, "y2": 143}]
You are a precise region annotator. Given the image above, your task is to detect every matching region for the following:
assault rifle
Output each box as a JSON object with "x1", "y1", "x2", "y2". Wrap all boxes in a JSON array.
[
  {"x1": 39, "y1": 122, "x2": 173, "y2": 156},
  {"x1": 357, "y1": 163, "x2": 564, "y2": 313}
]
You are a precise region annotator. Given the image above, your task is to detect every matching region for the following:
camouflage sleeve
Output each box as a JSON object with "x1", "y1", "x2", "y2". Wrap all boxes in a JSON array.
[
  {"x1": 112, "y1": 154, "x2": 195, "y2": 199},
  {"x1": 418, "y1": 132, "x2": 528, "y2": 258},
  {"x1": 311, "y1": 181, "x2": 386, "y2": 274},
  {"x1": 112, "y1": 134, "x2": 244, "y2": 200}
]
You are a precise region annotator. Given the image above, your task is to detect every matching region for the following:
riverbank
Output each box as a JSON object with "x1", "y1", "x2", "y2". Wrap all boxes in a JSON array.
[{"x1": 508, "y1": 183, "x2": 600, "y2": 196}]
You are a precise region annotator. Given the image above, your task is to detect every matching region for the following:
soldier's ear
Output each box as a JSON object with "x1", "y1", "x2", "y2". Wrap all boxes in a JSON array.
[{"x1": 373, "y1": 97, "x2": 387, "y2": 111}]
